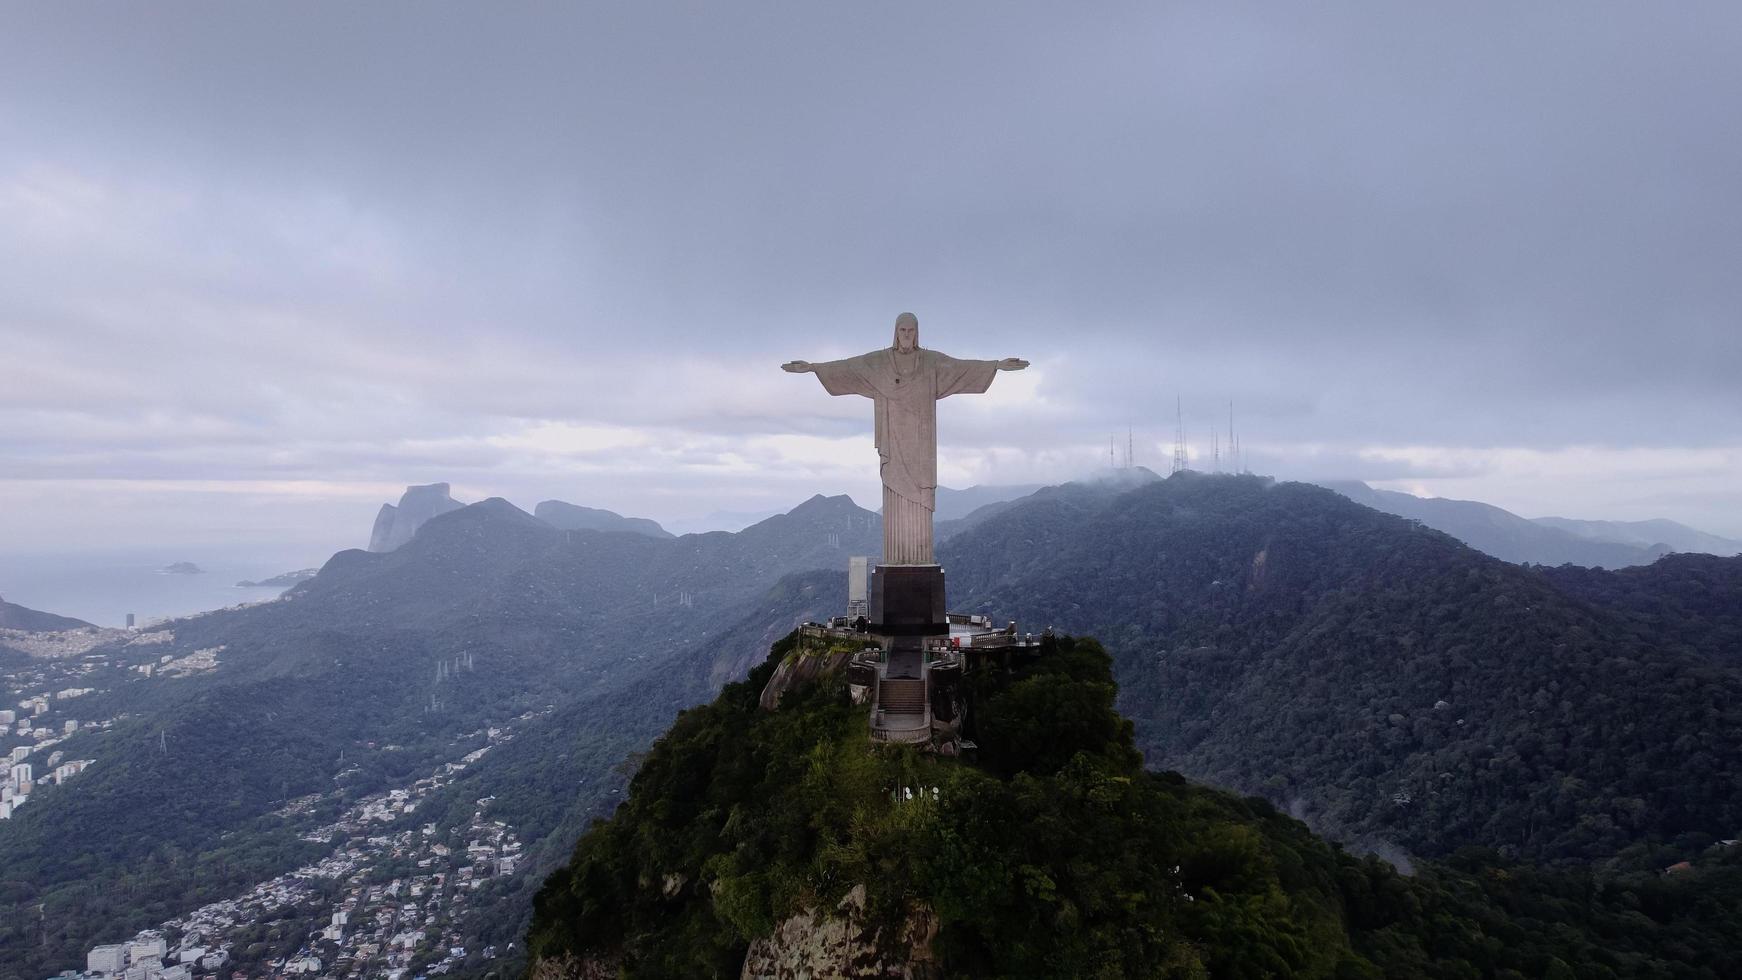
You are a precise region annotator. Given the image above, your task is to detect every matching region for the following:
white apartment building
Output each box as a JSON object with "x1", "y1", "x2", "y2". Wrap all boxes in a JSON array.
[{"x1": 88, "y1": 943, "x2": 128, "y2": 973}]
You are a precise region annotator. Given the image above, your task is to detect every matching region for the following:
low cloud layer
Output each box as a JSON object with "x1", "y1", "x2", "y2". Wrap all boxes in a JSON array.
[{"x1": 4, "y1": 3, "x2": 1740, "y2": 557}]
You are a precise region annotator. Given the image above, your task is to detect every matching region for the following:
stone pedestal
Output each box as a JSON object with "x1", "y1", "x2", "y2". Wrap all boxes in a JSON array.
[{"x1": 870, "y1": 564, "x2": 946, "y2": 636}]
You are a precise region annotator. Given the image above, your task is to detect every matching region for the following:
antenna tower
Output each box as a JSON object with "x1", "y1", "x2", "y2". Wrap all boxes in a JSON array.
[{"x1": 1171, "y1": 397, "x2": 1188, "y2": 474}]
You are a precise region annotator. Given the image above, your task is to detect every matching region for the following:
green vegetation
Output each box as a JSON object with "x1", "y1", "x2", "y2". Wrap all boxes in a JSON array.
[
  {"x1": 527, "y1": 632, "x2": 1742, "y2": 978},
  {"x1": 940, "y1": 473, "x2": 1742, "y2": 864},
  {"x1": 0, "y1": 497, "x2": 860, "y2": 979}
]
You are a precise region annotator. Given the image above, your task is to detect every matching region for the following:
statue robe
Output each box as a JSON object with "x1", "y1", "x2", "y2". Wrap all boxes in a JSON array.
[{"x1": 809, "y1": 347, "x2": 1000, "y2": 564}]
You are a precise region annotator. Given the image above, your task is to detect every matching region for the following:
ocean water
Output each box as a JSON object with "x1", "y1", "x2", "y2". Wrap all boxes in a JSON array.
[{"x1": 0, "y1": 547, "x2": 334, "y2": 628}]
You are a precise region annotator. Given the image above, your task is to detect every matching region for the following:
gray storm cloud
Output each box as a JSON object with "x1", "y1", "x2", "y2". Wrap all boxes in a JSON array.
[{"x1": 2, "y1": 2, "x2": 1740, "y2": 554}]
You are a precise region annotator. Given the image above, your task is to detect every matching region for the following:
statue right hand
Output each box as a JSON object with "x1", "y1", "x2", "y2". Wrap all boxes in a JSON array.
[{"x1": 781, "y1": 360, "x2": 813, "y2": 373}]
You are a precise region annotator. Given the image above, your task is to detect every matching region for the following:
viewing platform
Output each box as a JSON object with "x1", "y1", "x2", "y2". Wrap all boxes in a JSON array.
[{"x1": 793, "y1": 611, "x2": 1047, "y2": 748}]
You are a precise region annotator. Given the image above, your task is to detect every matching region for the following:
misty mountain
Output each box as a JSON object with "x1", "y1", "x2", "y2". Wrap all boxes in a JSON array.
[
  {"x1": 367, "y1": 481, "x2": 466, "y2": 552},
  {"x1": 533, "y1": 499, "x2": 674, "y2": 539},
  {"x1": 1321, "y1": 480, "x2": 1671, "y2": 568},
  {"x1": 937, "y1": 467, "x2": 1162, "y2": 540},
  {"x1": 941, "y1": 472, "x2": 1742, "y2": 863},
  {"x1": 0, "y1": 595, "x2": 93, "y2": 631},
  {"x1": 0, "y1": 494, "x2": 876, "y2": 978},
  {"x1": 1534, "y1": 515, "x2": 1742, "y2": 556},
  {"x1": 932, "y1": 482, "x2": 1043, "y2": 521}
]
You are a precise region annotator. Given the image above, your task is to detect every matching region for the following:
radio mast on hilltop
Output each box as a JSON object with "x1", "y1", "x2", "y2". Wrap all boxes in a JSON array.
[
  {"x1": 1171, "y1": 397, "x2": 1188, "y2": 474},
  {"x1": 1229, "y1": 400, "x2": 1244, "y2": 475}
]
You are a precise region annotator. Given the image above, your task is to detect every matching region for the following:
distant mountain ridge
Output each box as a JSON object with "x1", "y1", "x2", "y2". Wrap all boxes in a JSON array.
[
  {"x1": 1320, "y1": 480, "x2": 1673, "y2": 568},
  {"x1": 933, "y1": 482, "x2": 1043, "y2": 521},
  {"x1": 534, "y1": 499, "x2": 673, "y2": 539},
  {"x1": 0, "y1": 596, "x2": 93, "y2": 631},
  {"x1": 1534, "y1": 515, "x2": 1742, "y2": 556}
]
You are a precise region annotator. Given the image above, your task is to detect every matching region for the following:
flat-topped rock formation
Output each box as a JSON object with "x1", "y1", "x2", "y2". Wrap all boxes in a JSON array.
[{"x1": 368, "y1": 482, "x2": 465, "y2": 552}]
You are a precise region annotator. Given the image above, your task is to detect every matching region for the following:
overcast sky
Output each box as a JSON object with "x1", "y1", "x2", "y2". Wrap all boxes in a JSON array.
[{"x1": 3, "y1": 2, "x2": 1739, "y2": 561}]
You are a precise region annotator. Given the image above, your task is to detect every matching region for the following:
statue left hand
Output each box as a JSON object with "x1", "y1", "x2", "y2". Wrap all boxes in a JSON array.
[{"x1": 998, "y1": 358, "x2": 1029, "y2": 371}]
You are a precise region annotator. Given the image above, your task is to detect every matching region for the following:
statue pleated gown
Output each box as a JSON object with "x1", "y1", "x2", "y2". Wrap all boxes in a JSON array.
[{"x1": 807, "y1": 347, "x2": 1000, "y2": 565}]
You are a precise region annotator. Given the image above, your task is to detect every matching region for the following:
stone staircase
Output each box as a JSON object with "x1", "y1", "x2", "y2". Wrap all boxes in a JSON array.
[{"x1": 877, "y1": 677, "x2": 926, "y2": 715}]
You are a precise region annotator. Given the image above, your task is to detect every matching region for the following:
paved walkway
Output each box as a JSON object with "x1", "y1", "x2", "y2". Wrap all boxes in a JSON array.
[{"x1": 886, "y1": 640, "x2": 924, "y2": 679}]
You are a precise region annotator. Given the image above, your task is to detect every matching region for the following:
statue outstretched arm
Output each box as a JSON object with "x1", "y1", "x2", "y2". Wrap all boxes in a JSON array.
[
  {"x1": 784, "y1": 353, "x2": 881, "y2": 398},
  {"x1": 998, "y1": 358, "x2": 1029, "y2": 371}
]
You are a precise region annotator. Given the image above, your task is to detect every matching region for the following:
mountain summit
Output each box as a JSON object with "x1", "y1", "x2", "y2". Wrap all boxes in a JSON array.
[
  {"x1": 534, "y1": 499, "x2": 674, "y2": 539},
  {"x1": 527, "y1": 631, "x2": 1742, "y2": 978},
  {"x1": 367, "y1": 482, "x2": 466, "y2": 552}
]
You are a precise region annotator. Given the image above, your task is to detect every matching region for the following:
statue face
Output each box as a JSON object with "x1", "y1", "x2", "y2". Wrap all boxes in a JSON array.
[{"x1": 894, "y1": 314, "x2": 918, "y2": 352}]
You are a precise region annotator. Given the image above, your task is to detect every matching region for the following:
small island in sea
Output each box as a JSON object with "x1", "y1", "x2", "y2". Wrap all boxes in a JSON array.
[
  {"x1": 159, "y1": 561, "x2": 204, "y2": 575},
  {"x1": 236, "y1": 568, "x2": 318, "y2": 588}
]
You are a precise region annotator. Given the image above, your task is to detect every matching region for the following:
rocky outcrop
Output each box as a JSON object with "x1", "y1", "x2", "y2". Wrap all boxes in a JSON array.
[
  {"x1": 741, "y1": 885, "x2": 939, "y2": 980},
  {"x1": 368, "y1": 483, "x2": 465, "y2": 552},
  {"x1": 528, "y1": 952, "x2": 621, "y2": 980},
  {"x1": 759, "y1": 642, "x2": 862, "y2": 710},
  {"x1": 534, "y1": 499, "x2": 674, "y2": 539}
]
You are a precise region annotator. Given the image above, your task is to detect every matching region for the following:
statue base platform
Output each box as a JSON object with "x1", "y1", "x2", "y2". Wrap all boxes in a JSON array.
[{"x1": 869, "y1": 564, "x2": 946, "y2": 636}]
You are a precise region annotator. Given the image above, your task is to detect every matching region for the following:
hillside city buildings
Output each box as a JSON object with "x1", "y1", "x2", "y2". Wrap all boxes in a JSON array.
[{"x1": 42, "y1": 718, "x2": 539, "y2": 980}]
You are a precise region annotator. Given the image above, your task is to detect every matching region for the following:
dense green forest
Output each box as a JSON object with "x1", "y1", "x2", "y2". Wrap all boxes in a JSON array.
[
  {"x1": 940, "y1": 474, "x2": 1742, "y2": 864},
  {"x1": 528, "y1": 632, "x2": 1742, "y2": 978}
]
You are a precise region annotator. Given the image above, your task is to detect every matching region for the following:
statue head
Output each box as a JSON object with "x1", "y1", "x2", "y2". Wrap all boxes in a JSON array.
[{"x1": 893, "y1": 312, "x2": 919, "y2": 352}]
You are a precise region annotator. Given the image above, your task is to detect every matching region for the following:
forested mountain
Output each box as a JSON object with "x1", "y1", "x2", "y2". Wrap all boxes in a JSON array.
[
  {"x1": 942, "y1": 473, "x2": 1742, "y2": 864},
  {"x1": 0, "y1": 495, "x2": 875, "y2": 978},
  {"x1": 1321, "y1": 480, "x2": 1671, "y2": 568},
  {"x1": 0, "y1": 595, "x2": 93, "y2": 631},
  {"x1": 528, "y1": 633, "x2": 1742, "y2": 978},
  {"x1": 1541, "y1": 554, "x2": 1742, "y2": 668}
]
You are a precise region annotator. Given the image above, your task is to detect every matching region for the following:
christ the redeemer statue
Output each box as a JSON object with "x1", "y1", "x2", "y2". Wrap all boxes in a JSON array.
[{"x1": 783, "y1": 312, "x2": 1028, "y2": 565}]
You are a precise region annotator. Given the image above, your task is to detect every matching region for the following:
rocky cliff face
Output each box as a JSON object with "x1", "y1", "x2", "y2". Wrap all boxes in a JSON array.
[
  {"x1": 367, "y1": 482, "x2": 465, "y2": 552},
  {"x1": 528, "y1": 886, "x2": 938, "y2": 980},
  {"x1": 740, "y1": 885, "x2": 939, "y2": 980}
]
